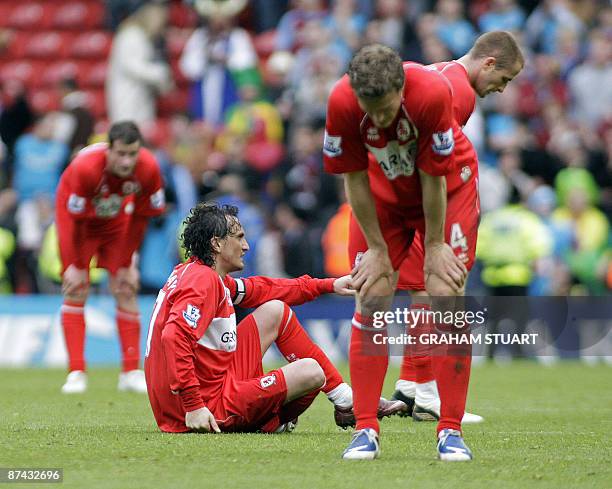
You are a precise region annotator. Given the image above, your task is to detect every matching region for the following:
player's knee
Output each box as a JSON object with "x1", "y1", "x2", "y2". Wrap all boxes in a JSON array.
[
  {"x1": 426, "y1": 276, "x2": 460, "y2": 297},
  {"x1": 112, "y1": 287, "x2": 137, "y2": 304},
  {"x1": 64, "y1": 288, "x2": 89, "y2": 303},
  {"x1": 299, "y1": 358, "x2": 325, "y2": 391},
  {"x1": 256, "y1": 300, "x2": 286, "y2": 330},
  {"x1": 358, "y1": 275, "x2": 395, "y2": 300}
]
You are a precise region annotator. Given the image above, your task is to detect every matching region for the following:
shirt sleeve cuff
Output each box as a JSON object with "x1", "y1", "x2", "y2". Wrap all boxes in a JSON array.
[
  {"x1": 316, "y1": 278, "x2": 336, "y2": 294},
  {"x1": 179, "y1": 385, "x2": 205, "y2": 411}
]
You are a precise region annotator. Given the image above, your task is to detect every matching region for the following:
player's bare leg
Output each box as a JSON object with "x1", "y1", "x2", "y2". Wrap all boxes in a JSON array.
[
  {"x1": 60, "y1": 266, "x2": 89, "y2": 394},
  {"x1": 110, "y1": 264, "x2": 146, "y2": 393}
]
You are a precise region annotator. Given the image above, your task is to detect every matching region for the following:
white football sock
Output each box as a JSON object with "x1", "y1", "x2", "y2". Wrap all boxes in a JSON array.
[
  {"x1": 327, "y1": 382, "x2": 353, "y2": 408},
  {"x1": 415, "y1": 380, "x2": 440, "y2": 411},
  {"x1": 394, "y1": 379, "x2": 416, "y2": 398}
]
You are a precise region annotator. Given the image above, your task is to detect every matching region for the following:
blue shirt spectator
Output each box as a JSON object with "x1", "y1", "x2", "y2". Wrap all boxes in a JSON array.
[{"x1": 13, "y1": 118, "x2": 69, "y2": 203}]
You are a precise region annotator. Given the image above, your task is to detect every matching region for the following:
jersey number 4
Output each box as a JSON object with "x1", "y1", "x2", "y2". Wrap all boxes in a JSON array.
[{"x1": 450, "y1": 223, "x2": 468, "y2": 252}]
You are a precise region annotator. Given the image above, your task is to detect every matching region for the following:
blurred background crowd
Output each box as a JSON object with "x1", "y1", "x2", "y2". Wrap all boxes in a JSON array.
[{"x1": 0, "y1": 0, "x2": 610, "y2": 297}]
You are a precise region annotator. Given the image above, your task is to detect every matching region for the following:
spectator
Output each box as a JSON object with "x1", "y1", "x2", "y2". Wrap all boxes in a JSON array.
[
  {"x1": 13, "y1": 113, "x2": 69, "y2": 292},
  {"x1": 179, "y1": 0, "x2": 258, "y2": 126},
  {"x1": 477, "y1": 0, "x2": 525, "y2": 33},
  {"x1": 525, "y1": 0, "x2": 584, "y2": 55},
  {"x1": 552, "y1": 168, "x2": 610, "y2": 294},
  {"x1": 0, "y1": 80, "x2": 34, "y2": 182},
  {"x1": 106, "y1": 0, "x2": 173, "y2": 124},
  {"x1": 275, "y1": 0, "x2": 328, "y2": 52},
  {"x1": 568, "y1": 29, "x2": 612, "y2": 130},
  {"x1": 435, "y1": 0, "x2": 477, "y2": 57},
  {"x1": 53, "y1": 78, "x2": 95, "y2": 155}
]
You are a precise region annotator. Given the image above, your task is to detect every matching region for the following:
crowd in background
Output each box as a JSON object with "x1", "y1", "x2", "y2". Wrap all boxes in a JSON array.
[{"x1": 0, "y1": 0, "x2": 610, "y2": 298}]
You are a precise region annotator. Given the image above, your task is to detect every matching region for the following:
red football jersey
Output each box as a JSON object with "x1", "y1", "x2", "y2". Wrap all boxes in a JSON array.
[
  {"x1": 55, "y1": 143, "x2": 165, "y2": 268},
  {"x1": 144, "y1": 259, "x2": 334, "y2": 432},
  {"x1": 429, "y1": 61, "x2": 475, "y2": 128},
  {"x1": 427, "y1": 60, "x2": 479, "y2": 194},
  {"x1": 324, "y1": 62, "x2": 476, "y2": 209}
]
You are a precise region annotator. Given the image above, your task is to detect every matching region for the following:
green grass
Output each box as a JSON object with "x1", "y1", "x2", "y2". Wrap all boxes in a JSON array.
[{"x1": 1, "y1": 363, "x2": 611, "y2": 489}]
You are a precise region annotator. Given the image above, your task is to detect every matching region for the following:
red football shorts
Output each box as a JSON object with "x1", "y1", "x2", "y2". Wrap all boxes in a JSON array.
[
  {"x1": 215, "y1": 314, "x2": 288, "y2": 432},
  {"x1": 56, "y1": 212, "x2": 132, "y2": 275},
  {"x1": 348, "y1": 200, "x2": 424, "y2": 272},
  {"x1": 397, "y1": 176, "x2": 480, "y2": 291}
]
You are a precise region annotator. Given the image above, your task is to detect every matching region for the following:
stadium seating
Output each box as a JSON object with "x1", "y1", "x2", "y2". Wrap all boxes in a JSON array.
[{"x1": 0, "y1": 0, "x2": 193, "y2": 121}]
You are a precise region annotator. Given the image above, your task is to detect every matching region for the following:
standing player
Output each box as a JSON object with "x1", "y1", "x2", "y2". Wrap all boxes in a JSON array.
[
  {"x1": 145, "y1": 202, "x2": 373, "y2": 433},
  {"x1": 56, "y1": 121, "x2": 166, "y2": 394},
  {"x1": 324, "y1": 44, "x2": 473, "y2": 461},
  {"x1": 392, "y1": 31, "x2": 524, "y2": 422}
]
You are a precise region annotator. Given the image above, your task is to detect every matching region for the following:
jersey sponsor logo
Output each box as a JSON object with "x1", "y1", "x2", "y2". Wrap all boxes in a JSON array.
[
  {"x1": 150, "y1": 188, "x2": 165, "y2": 210},
  {"x1": 67, "y1": 194, "x2": 86, "y2": 214},
  {"x1": 92, "y1": 194, "x2": 124, "y2": 217},
  {"x1": 367, "y1": 141, "x2": 416, "y2": 179},
  {"x1": 182, "y1": 304, "x2": 201, "y2": 329},
  {"x1": 431, "y1": 128, "x2": 454, "y2": 156},
  {"x1": 197, "y1": 314, "x2": 237, "y2": 352},
  {"x1": 367, "y1": 127, "x2": 379, "y2": 141},
  {"x1": 396, "y1": 118, "x2": 412, "y2": 142},
  {"x1": 323, "y1": 131, "x2": 342, "y2": 157},
  {"x1": 260, "y1": 374, "x2": 277, "y2": 389}
]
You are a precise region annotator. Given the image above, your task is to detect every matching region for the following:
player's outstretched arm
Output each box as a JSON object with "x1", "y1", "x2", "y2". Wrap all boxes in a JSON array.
[
  {"x1": 344, "y1": 170, "x2": 393, "y2": 297},
  {"x1": 419, "y1": 169, "x2": 467, "y2": 294}
]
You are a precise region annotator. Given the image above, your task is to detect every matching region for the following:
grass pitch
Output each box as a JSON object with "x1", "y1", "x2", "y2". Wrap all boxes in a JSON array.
[{"x1": 1, "y1": 363, "x2": 610, "y2": 489}]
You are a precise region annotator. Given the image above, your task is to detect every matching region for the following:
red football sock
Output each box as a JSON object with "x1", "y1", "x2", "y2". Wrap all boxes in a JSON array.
[
  {"x1": 279, "y1": 390, "x2": 320, "y2": 424},
  {"x1": 61, "y1": 300, "x2": 86, "y2": 372},
  {"x1": 432, "y1": 325, "x2": 472, "y2": 433},
  {"x1": 350, "y1": 312, "x2": 388, "y2": 433},
  {"x1": 275, "y1": 303, "x2": 344, "y2": 393},
  {"x1": 116, "y1": 308, "x2": 140, "y2": 372},
  {"x1": 399, "y1": 303, "x2": 435, "y2": 384}
]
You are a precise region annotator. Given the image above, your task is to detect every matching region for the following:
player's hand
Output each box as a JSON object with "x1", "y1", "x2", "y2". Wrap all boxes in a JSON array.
[
  {"x1": 62, "y1": 265, "x2": 88, "y2": 296},
  {"x1": 185, "y1": 407, "x2": 221, "y2": 433},
  {"x1": 424, "y1": 243, "x2": 467, "y2": 294},
  {"x1": 332, "y1": 275, "x2": 356, "y2": 296},
  {"x1": 111, "y1": 265, "x2": 140, "y2": 295},
  {"x1": 351, "y1": 248, "x2": 394, "y2": 296}
]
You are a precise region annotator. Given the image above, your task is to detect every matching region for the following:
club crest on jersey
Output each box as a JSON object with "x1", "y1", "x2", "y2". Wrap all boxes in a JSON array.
[
  {"x1": 460, "y1": 166, "x2": 472, "y2": 182},
  {"x1": 431, "y1": 128, "x2": 454, "y2": 156},
  {"x1": 323, "y1": 131, "x2": 342, "y2": 157},
  {"x1": 182, "y1": 304, "x2": 201, "y2": 329},
  {"x1": 260, "y1": 374, "x2": 277, "y2": 389},
  {"x1": 122, "y1": 181, "x2": 140, "y2": 195},
  {"x1": 397, "y1": 119, "x2": 412, "y2": 142},
  {"x1": 367, "y1": 127, "x2": 379, "y2": 141}
]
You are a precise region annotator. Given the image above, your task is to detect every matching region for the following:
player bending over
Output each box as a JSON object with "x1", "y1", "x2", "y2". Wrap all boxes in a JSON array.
[
  {"x1": 57, "y1": 121, "x2": 165, "y2": 394},
  {"x1": 392, "y1": 31, "x2": 524, "y2": 425}
]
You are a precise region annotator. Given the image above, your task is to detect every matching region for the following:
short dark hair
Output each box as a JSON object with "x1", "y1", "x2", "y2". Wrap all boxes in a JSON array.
[
  {"x1": 469, "y1": 31, "x2": 524, "y2": 70},
  {"x1": 108, "y1": 121, "x2": 143, "y2": 147},
  {"x1": 181, "y1": 202, "x2": 240, "y2": 266},
  {"x1": 348, "y1": 44, "x2": 405, "y2": 99}
]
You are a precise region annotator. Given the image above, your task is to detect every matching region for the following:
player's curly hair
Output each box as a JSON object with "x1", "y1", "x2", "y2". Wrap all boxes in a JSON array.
[
  {"x1": 348, "y1": 44, "x2": 405, "y2": 99},
  {"x1": 181, "y1": 202, "x2": 240, "y2": 266}
]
